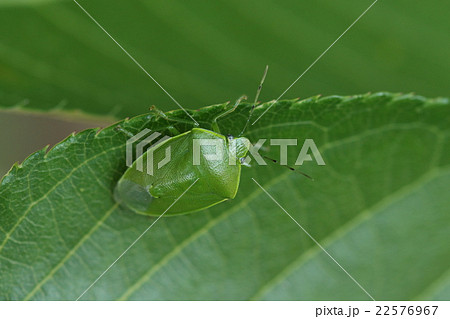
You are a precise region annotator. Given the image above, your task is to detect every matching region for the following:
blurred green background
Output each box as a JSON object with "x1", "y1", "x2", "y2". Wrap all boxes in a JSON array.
[{"x1": 0, "y1": 0, "x2": 449, "y2": 176}]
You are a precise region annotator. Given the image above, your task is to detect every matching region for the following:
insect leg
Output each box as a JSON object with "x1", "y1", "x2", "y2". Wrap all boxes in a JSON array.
[
  {"x1": 149, "y1": 105, "x2": 196, "y2": 135},
  {"x1": 149, "y1": 105, "x2": 169, "y2": 119},
  {"x1": 211, "y1": 95, "x2": 247, "y2": 134},
  {"x1": 240, "y1": 157, "x2": 252, "y2": 167},
  {"x1": 165, "y1": 125, "x2": 180, "y2": 136},
  {"x1": 114, "y1": 125, "x2": 135, "y2": 138}
]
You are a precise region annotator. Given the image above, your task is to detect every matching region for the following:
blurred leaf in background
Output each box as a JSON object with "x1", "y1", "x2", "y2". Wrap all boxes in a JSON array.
[
  {"x1": 0, "y1": 108, "x2": 112, "y2": 176},
  {"x1": 0, "y1": 0, "x2": 449, "y2": 118}
]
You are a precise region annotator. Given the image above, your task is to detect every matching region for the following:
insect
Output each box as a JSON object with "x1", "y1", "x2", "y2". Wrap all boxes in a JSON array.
[
  {"x1": 114, "y1": 66, "x2": 311, "y2": 216},
  {"x1": 114, "y1": 67, "x2": 269, "y2": 217}
]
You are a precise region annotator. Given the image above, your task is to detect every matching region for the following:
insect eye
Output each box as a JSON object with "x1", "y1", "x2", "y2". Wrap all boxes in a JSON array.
[{"x1": 227, "y1": 134, "x2": 234, "y2": 140}]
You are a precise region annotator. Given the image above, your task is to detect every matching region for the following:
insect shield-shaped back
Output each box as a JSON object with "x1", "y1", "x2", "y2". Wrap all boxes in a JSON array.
[{"x1": 115, "y1": 128, "x2": 250, "y2": 216}]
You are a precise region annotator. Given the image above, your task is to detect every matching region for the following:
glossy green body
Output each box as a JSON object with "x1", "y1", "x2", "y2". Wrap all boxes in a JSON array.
[{"x1": 115, "y1": 128, "x2": 250, "y2": 216}]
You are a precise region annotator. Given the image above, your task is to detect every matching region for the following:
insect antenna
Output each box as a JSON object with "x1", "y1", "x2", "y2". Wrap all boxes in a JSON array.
[
  {"x1": 263, "y1": 155, "x2": 314, "y2": 180},
  {"x1": 239, "y1": 65, "x2": 269, "y2": 136}
]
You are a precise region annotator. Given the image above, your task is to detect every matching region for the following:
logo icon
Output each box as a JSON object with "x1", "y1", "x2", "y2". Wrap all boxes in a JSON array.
[{"x1": 126, "y1": 129, "x2": 171, "y2": 175}]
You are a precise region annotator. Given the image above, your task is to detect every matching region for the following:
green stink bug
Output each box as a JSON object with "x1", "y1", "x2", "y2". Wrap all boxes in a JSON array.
[
  {"x1": 114, "y1": 67, "x2": 269, "y2": 217},
  {"x1": 114, "y1": 105, "x2": 251, "y2": 216}
]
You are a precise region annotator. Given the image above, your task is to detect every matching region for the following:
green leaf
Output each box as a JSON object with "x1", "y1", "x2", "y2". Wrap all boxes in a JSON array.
[
  {"x1": 1, "y1": 93, "x2": 449, "y2": 300},
  {"x1": 0, "y1": 0, "x2": 449, "y2": 117}
]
